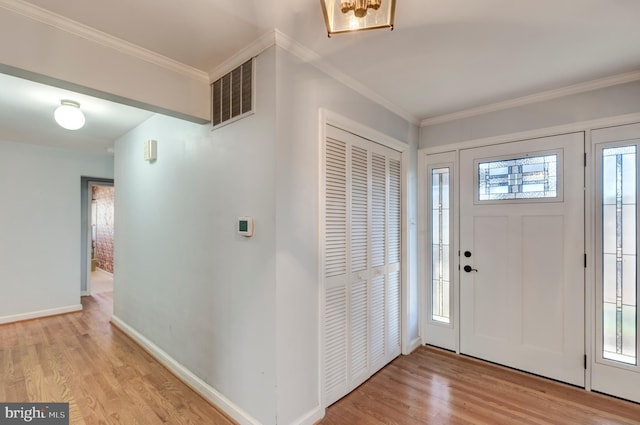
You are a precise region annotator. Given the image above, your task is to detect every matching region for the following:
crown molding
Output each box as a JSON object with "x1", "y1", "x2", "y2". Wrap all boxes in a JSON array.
[
  {"x1": 274, "y1": 30, "x2": 420, "y2": 126},
  {"x1": 421, "y1": 70, "x2": 640, "y2": 127},
  {"x1": 0, "y1": 0, "x2": 209, "y2": 82},
  {"x1": 420, "y1": 112, "x2": 640, "y2": 155},
  {"x1": 208, "y1": 31, "x2": 276, "y2": 82},
  {"x1": 206, "y1": 29, "x2": 419, "y2": 125}
]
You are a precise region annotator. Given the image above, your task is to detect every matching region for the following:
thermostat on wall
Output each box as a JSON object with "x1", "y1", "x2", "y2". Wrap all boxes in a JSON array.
[{"x1": 238, "y1": 216, "x2": 254, "y2": 237}]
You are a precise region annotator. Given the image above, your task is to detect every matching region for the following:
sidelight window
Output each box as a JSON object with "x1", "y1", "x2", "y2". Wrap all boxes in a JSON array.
[
  {"x1": 602, "y1": 145, "x2": 637, "y2": 365},
  {"x1": 431, "y1": 167, "x2": 451, "y2": 323}
]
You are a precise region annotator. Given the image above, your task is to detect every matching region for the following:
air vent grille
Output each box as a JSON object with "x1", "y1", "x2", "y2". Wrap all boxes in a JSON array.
[{"x1": 211, "y1": 58, "x2": 254, "y2": 129}]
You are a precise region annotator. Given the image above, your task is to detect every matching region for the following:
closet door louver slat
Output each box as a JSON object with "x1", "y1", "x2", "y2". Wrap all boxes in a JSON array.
[
  {"x1": 324, "y1": 286, "x2": 347, "y2": 397},
  {"x1": 351, "y1": 146, "x2": 369, "y2": 273},
  {"x1": 350, "y1": 145, "x2": 370, "y2": 383},
  {"x1": 323, "y1": 137, "x2": 348, "y2": 405},
  {"x1": 371, "y1": 153, "x2": 387, "y2": 268},
  {"x1": 325, "y1": 139, "x2": 347, "y2": 278},
  {"x1": 388, "y1": 158, "x2": 402, "y2": 356},
  {"x1": 370, "y1": 274, "x2": 386, "y2": 368}
]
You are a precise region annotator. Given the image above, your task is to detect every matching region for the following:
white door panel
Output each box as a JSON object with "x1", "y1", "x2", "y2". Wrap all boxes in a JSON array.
[{"x1": 460, "y1": 132, "x2": 585, "y2": 387}]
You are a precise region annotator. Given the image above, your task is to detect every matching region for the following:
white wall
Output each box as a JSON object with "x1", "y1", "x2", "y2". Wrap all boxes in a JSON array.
[
  {"x1": 421, "y1": 80, "x2": 640, "y2": 148},
  {"x1": 112, "y1": 44, "x2": 419, "y2": 425},
  {"x1": 113, "y1": 48, "x2": 278, "y2": 424},
  {"x1": 0, "y1": 6, "x2": 209, "y2": 122},
  {"x1": 274, "y1": 46, "x2": 419, "y2": 424},
  {"x1": 0, "y1": 140, "x2": 113, "y2": 321}
]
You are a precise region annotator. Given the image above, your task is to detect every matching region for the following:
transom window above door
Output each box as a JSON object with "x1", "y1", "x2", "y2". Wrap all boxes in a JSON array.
[{"x1": 476, "y1": 150, "x2": 562, "y2": 203}]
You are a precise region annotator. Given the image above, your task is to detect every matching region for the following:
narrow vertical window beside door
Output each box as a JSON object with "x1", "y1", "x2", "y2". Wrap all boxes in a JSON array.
[
  {"x1": 431, "y1": 168, "x2": 450, "y2": 323},
  {"x1": 602, "y1": 145, "x2": 637, "y2": 365}
]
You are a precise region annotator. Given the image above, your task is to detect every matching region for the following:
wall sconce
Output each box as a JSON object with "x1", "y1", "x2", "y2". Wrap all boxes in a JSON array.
[{"x1": 320, "y1": 0, "x2": 396, "y2": 36}]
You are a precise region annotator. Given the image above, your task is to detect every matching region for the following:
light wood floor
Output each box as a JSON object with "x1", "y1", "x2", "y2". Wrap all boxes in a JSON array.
[
  {"x1": 90, "y1": 269, "x2": 113, "y2": 295},
  {"x1": 319, "y1": 346, "x2": 640, "y2": 425},
  {"x1": 0, "y1": 291, "x2": 235, "y2": 425},
  {"x1": 2, "y1": 294, "x2": 640, "y2": 425}
]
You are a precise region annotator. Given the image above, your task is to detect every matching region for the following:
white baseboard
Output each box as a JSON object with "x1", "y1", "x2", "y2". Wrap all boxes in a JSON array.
[
  {"x1": 407, "y1": 336, "x2": 423, "y2": 354},
  {"x1": 81, "y1": 291, "x2": 90, "y2": 297},
  {"x1": 0, "y1": 304, "x2": 82, "y2": 325},
  {"x1": 110, "y1": 315, "x2": 260, "y2": 425},
  {"x1": 290, "y1": 405, "x2": 324, "y2": 425}
]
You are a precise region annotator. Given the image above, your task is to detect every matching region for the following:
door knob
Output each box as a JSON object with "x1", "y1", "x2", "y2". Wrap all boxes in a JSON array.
[
  {"x1": 463, "y1": 265, "x2": 478, "y2": 273},
  {"x1": 464, "y1": 251, "x2": 472, "y2": 258}
]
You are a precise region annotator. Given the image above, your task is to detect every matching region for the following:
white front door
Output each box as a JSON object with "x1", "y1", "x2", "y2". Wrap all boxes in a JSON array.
[
  {"x1": 591, "y1": 123, "x2": 640, "y2": 403},
  {"x1": 459, "y1": 133, "x2": 585, "y2": 386}
]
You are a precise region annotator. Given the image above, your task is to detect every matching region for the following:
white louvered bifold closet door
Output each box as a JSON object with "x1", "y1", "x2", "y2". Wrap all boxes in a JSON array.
[{"x1": 323, "y1": 125, "x2": 402, "y2": 407}]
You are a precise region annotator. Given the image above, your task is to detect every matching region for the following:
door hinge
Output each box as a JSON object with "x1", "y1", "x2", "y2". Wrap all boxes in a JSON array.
[
  {"x1": 584, "y1": 152, "x2": 587, "y2": 167},
  {"x1": 584, "y1": 354, "x2": 587, "y2": 369},
  {"x1": 584, "y1": 254, "x2": 587, "y2": 268}
]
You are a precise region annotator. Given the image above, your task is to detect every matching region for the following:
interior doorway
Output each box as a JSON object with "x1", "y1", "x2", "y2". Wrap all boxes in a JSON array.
[
  {"x1": 89, "y1": 184, "x2": 115, "y2": 295},
  {"x1": 81, "y1": 177, "x2": 114, "y2": 301}
]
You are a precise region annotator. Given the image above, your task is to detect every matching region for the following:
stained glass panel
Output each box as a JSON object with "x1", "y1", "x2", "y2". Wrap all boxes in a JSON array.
[
  {"x1": 478, "y1": 154, "x2": 557, "y2": 201},
  {"x1": 602, "y1": 145, "x2": 637, "y2": 365},
  {"x1": 431, "y1": 167, "x2": 450, "y2": 324}
]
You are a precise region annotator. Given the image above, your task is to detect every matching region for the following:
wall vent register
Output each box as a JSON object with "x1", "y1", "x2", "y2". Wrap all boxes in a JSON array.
[{"x1": 211, "y1": 58, "x2": 254, "y2": 129}]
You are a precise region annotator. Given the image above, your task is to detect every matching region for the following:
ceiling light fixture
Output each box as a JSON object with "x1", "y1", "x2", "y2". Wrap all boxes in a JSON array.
[
  {"x1": 321, "y1": 0, "x2": 395, "y2": 36},
  {"x1": 54, "y1": 100, "x2": 85, "y2": 130}
]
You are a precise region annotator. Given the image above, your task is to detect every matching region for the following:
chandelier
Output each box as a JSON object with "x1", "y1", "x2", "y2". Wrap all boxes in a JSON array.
[{"x1": 321, "y1": 0, "x2": 396, "y2": 36}]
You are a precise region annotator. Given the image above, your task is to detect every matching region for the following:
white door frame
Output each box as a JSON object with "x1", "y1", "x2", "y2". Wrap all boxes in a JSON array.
[
  {"x1": 318, "y1": 109, "x2": 410, "y2": 409},
  {"x1": 419, "y1": 112, "x2": 640, "y2": 394}
]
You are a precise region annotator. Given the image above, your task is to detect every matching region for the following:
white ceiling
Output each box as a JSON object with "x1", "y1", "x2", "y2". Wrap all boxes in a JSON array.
[
  {"x1": 0, "y1": 73, "x2": 153, "y2": 153},
  {"x1": 2, "y1": 0, "x2": 640, "y2": 151}
]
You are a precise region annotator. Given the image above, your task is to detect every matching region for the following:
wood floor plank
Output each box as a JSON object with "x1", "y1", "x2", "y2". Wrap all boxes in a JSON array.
[
  {"x1": 318, "y1": 346, "x2": 640, "y2": 425},
  {"x1": 3, "y1": 293, "x2": 639, "y2": 425},
  {"x1": 0, "y1": 293, "x2": 235, "y2": 425}
]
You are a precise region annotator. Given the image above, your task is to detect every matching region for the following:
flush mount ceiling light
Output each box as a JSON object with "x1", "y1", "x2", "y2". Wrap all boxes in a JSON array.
[
  {"x1": 54, "y1": 100, "x2": 85, "y2": 130},
  {"x1": 320, "y1": 0, "x2": 395, "y2": 36}
]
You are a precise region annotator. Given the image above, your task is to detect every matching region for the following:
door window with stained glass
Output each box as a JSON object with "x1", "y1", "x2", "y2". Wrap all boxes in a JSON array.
[
  {"x1": 431, "y1": 167, "x2": 451, "y2": 324},
  {"x1": 601, "y1": 145, "x2": 637, "y2": 366},
  {"x1": 476, "y1": 151, "x2": 562, "y2": 203}
]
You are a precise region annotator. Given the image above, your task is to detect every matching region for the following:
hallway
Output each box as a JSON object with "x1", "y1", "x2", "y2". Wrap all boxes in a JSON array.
[{"x1": 0, "y1": 292, "x2": 234, "y2": 424}]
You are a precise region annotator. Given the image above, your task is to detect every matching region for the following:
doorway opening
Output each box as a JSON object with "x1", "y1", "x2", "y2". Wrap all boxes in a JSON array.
[
  {"x1": 90, "y1": 184, "x2": 115, "y2": 295},
  {"x1": 81, "y1": 177, "x2": 114, "y2": 309}
]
